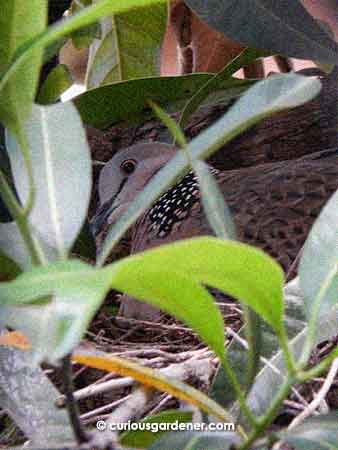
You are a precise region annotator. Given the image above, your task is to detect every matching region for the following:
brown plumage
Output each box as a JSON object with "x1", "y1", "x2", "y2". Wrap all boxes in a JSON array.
[{"x1": 91, "y1": 144, "x2": 338, "y2": 320}]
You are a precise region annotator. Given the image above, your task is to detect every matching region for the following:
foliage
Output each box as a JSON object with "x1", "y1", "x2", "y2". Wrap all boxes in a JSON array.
[{"x1": 0, "y1": 0, "x2": 337, "y2": 449}]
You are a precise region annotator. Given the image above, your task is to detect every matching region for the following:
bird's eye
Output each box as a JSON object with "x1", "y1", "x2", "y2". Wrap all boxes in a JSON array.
[{"x1": 121, "y1": 159, "x2": 137, "y2": 175}]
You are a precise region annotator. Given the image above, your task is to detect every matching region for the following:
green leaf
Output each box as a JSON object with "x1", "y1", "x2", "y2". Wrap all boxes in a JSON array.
[
  {"x1": 86, "y1": 2, "x2": 167, "y2": 87},
  {"x1": 185, "y1": 0, "x2": 338, "y2": 64},
  {"x1": 120, "y1": 410, "x2": 193, "y2": 448},
  {"x1": 73, "y1": 22, "x2": 101, "y2": 50},
  {"x1": 0, "y1": 259, "x2": 106, "y2": 305},
  {"x1": 0, "y1": 0, "x2": 47, "y2": 133},
  {"x1": 109, "y1": 237, "x2": 284, "y2": 339},
  {"x1": 0, "y1": 0, "x2": 167, "y2": 96},
  {"x1": 0, "y1": 343, "x2": 73, "y2": 445},
  {"x1": 75, "y1": 74, "x2": 253, "y2": 128},
  {"x1": 86, "y1": 21, "x2": 117, "y2": 87},
  {"x1": 6, "y1": 102, "x2": 92, "y2": 258},
  {"x1": 70, "y1": 0, "x2": 101, "y2": 49},
  {"x1": 149, "y1": 431, "x2": 240, "y2": 450},
  {"x1": 193, "y1": 160, "x2": 236, "y2": 240},
  {"x1": 110, "y1": 263, "x2": 225, "y2": 361},
  {"x1": 299, "y1": 189, "x2": 338, "y2": 321},
  {"x1": 0, "y1": 260, "x2": 110, "y2": 362},
  {"x1": 277, "y1": 413, "x2": 338, "y2": 450},
  {"x1": 37, "y1": 64, "x2": 73, "y2": 104},
  {"x1": 298, "y1": 188, "x2": 338, "y2": 364},
  {"x1": 97, "y1": 74, "x2": 321, "y2": 265}
]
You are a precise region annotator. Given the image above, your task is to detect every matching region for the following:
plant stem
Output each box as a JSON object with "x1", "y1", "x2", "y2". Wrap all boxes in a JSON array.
[
  {"x1": 21, "y1": 151, "x2": 35, "y2": 217},
  {"x1": 220, "y1": 354, "x2": 258, "y2": 428},
  {"x1": 0, "y1": 126, "x2": 46, "y2": 265},
  {"x1": 148, "y1": 99, "x2": 188, "y2": 149},
  {"x1": 62, "y1": 355, "x2": 89, "y2": 445},
  {"x1": 239, "y1": 379, "x2": 292, "y2": 450},
  {"x1": 0, "y1": 169, "x2": 45, "y2": 265},
  {"x1": 278, "y1": 326, "x2": 297, "y2": 377}
]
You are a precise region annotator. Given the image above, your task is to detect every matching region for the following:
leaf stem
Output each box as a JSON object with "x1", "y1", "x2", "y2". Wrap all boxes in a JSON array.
[
  {"x1": 239, "y1": 379, "x2": 292, "y2": 450},
  {"x1": 0, "y1": 169, "x2": 45, "y2": 265},
  {"x1": 277, "y1": 326, "x2": 297, "y2": 377},
  {"x1": 0, "y1": 127, "x2": 47, "y2": 264},
  {"x1": 10, "y1": 124, "x2": 37, "y2": 216},
  {"x1": 220, "y1": 354, "x2": 258, "y2": 428}
]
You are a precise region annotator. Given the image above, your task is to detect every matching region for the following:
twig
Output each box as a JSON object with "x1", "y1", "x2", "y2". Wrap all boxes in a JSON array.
[
  {"x1": 283, "y1": 399, "x2": 306, "y2": 412},
  {"x1": 74, "y1": 376, "x2": 134, "y2": 402},
  {"x1": 61, "y1": 355, "x2": 89, "y2": 444},
  {"x1": 81, "y1": 395, "x2": 131, "y2": 422},
  {"x1": 114, "y1": 316, "x2": 192, "y2": 332},
  {"x1": 92, "y1": 387, "x2": 152, "y2": 446},
  {"x1": 108, "y1": 387, "x2": 152, "y2": 425},
  {"x1": 147, "y1": 394, "x2": 173, "y2": 416},
  {"x1": 69, "y1": 351, "x2": 216, "y2": 404}
]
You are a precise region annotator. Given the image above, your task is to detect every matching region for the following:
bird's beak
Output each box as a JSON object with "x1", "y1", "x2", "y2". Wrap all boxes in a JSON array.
[
  {"x1": 90, "y1": 197, "x2": 120, "y2": 238},
  {"x1": 90, "y1": 177, "x2": 128, "y2": 237}
]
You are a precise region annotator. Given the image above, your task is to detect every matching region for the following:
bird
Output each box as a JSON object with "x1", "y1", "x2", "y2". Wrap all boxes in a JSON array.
[{"x1": 91, "y1": 143, "x2": 338, "y2": 321}]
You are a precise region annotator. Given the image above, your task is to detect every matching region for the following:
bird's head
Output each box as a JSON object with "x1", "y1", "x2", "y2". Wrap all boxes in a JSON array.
[{"x1": 90, "y1": 142, "x2": 176, "y2": 238}]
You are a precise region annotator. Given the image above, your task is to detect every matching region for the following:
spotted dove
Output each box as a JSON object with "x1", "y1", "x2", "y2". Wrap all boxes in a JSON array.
[{"x1": 92, "y1": 144, "x2": 338, "y2": 321}]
